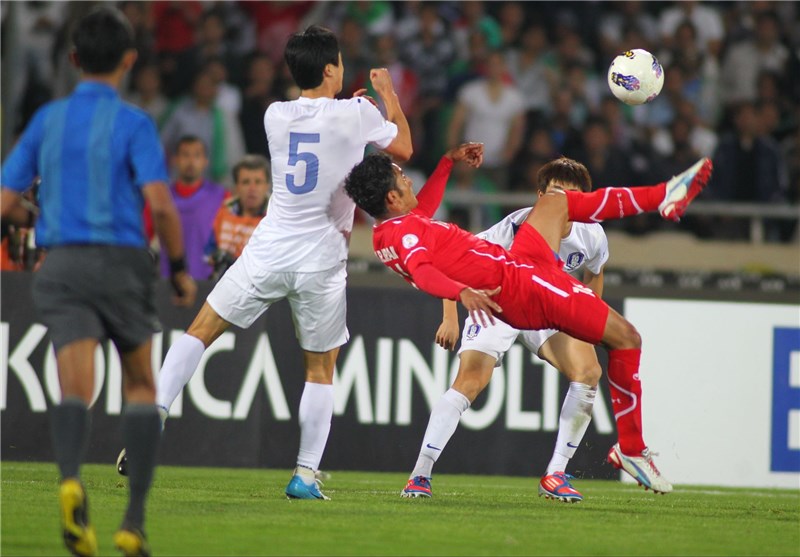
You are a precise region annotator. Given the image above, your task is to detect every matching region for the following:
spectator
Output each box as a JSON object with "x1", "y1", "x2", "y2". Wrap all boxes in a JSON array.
[
  {"x1": 4, "y1": 1, "x2": 68, "y2": 132},
  {"x1": 239, "y1": 53, "x2": 283, "y2": 158},
  {"x1": 659, "y1": 19, "x2": 720, "y2": 125},
  {"x1": 448, "y1": 50, "x2": 525, "y2": 191},
  {"x1": 345, "y1": 1, "x2": 394, "y2": 37},
  {"x1": 756, "y1": 70, "x2": 797, "y2": 138},
  {"x1": 207, "y1": 155, "x2": 271, "y2": 281},
  {"x1": 338, "y1": 18, "x2": 370, "y2": 98},
  {"x1": 240, "y1": 2, "x2": 315, "y2": 65},
  {"x1": 366, "y1": 34, "x2": 418, "y2": 117},
  {"x1": 160, "y1": 66, "x2": 246, "y2": 185},
  {"x1": 781, "y1": 118, "x2": 800, "y2": 204},
  {"x1": 710, "y1": 102, "x2": 789, "y2": 241},
  {"x1": 205, "y1": 56, "x2": 242, "y2": 117},
  {"x1": 599, "y1": 1, "x2": 659, "y2": 61},
  {"x1": 659, "y1": 0, "x2": 724, "y2": 59},
  {"x1": 511, "y1": 126, "x2": 557, "y2": 189},
  {"x1": 644, "y1": 63, "x2": 688, "y2": 129},
  {"x1": 126, "y1": 63, "x2": 169, "y2": 127},
  {"x1": 158, "y1": 136, "x2": 227, "y2": 280},
  {"x1": 572, "y1": 116, "x2": 636, "y2": 189},
  {"x1": 497, "y1": 2, "x2": 526, "y2": 50},
  {"x1": 599, "y1": 95, "x2": 637, "y2": 150},
  {"x1": 400, "y1": 3, "x2": 455, "y2": 171},
  {"x1": 720, "y1": 11, "x2": 790, "y2": 106},
  {"x1": 505, "y1": 24, "x2": 552, "y2": 118},
  {"x1": 151, "y1": 1, "x2": 203, "y2": 97},
  {"x1": 451, "y1": 1, "x2": 502, "y2": 61}
]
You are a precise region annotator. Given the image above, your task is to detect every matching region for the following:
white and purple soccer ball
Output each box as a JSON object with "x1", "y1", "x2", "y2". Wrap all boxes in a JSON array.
[{"x1": 607, "y1": 49, "x2": 664, "y2": 106}]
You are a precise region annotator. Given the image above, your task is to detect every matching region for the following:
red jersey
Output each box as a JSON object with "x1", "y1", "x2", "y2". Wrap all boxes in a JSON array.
[{"x1": 372, "y1": 157, "x2": 609, "y2": 344}]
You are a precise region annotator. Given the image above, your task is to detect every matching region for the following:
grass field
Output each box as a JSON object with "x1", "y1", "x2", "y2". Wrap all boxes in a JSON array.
[{"x1": 2, "y1": 461, "x2": 798, "y2": 557}]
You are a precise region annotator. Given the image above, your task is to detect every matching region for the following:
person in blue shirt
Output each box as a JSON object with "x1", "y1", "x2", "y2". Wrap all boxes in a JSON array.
[{"x1": 1, "y1": 7, "x2": 196, "y2": 557}]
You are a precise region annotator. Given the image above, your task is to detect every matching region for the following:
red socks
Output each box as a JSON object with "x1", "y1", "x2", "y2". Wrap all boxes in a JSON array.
[
  {"x1": 607, "y1": 348, "x2": 646, "y2": 455},
  {"x1": 565, "y1": 185, "x2": 666, "y2": 223}
]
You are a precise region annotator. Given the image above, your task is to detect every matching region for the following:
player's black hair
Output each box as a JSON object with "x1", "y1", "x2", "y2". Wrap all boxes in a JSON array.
[
  {"x1": 232, "y1": 155, "x2": 271, "y2": 184},
  {"x1": 176, "y1": 135, "x2": 208, "y2": 155},
  {"x1": 72, "y1": 7, "x2": 135, "y2": 74},
  {"x1": 284, "y1": 25, "x2": 340, "y2": 90},
  {"x1": 344, "y1": 152, "x2": 397, "y2": 219},
  {"x1": 536, "y1": 157, "x2": 592, "y2": 194}
]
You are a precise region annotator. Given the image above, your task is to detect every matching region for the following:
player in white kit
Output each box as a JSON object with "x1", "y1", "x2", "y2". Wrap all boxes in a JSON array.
[
  {"x1": 402, "y1": 162, "x2": 613, "y2": 502},
  {"x1": 118, "y1": 25, "x2": 412, "y2": 500}
]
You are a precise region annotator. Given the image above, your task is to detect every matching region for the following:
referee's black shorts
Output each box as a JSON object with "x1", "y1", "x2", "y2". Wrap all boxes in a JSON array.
[{"x1": 33, "y1": 245, "x2": 161, "y2": 353}]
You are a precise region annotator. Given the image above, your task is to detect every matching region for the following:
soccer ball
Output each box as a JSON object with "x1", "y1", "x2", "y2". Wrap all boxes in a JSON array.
[{"x1": 607, "y1": 49, "x2": 664, "y2": 106}]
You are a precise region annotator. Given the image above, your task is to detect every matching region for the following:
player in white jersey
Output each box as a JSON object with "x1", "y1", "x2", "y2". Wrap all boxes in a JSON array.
[
  {"x1": 402, "y1": 161, "x2": 611, "y2": 502},
  {"x1": 117, "y1": 26, "x2": 412, "y2": 500}
]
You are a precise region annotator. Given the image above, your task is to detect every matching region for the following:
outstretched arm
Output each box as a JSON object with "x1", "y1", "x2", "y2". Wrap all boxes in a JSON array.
[
  {"x1": 370, "y1": 68, "x2": 413, "y2": 162},
  {"x1": 415, "y1": 142, "x2": 484, "y2": 218}
]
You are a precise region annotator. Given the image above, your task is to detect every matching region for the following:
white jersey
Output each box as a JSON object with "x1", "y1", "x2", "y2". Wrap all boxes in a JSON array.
[
  {"x1": 459, "y1": 208, "x2": 609, "y2": 363},
  {"x1": 477, "y1": 207, "x2": 609, "y2": 279},
  {"x1": 246, "y1": 96, "x2": 398, "y2": 272}
]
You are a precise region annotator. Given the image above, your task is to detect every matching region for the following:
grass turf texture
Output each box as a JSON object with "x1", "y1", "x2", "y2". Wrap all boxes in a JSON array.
[{"x1": 2, "y1": 462, "x2": 798, "y2": 556}]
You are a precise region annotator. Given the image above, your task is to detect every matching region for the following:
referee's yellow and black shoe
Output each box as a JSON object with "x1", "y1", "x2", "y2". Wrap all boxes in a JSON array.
[
  {"x1": 113, "y1": 526, "x2": 151, "y2": 557},
  {"x1": 58, "y1": 478, "x2": 98, "y2": 557}
]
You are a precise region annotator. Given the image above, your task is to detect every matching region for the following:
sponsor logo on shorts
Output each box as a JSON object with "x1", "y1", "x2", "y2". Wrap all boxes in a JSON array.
[{"x1": 466, "y1": 323, "x2": 481, "y2": 339}]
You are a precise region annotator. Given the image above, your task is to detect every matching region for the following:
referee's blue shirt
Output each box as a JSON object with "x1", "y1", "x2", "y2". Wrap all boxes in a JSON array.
[{"x1": 1, "y1": 81, "x2": 168, "y2": 248}]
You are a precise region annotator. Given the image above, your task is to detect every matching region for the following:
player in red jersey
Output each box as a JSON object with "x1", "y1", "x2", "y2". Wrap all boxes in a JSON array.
[{"x1": 344, "y1": 145, "x2": 712, "y2": 494}]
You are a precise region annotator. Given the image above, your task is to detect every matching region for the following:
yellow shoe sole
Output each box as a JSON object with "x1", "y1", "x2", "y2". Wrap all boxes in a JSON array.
[{"x1": 59, "y1": 479, "x2": 98, "y2": 557}]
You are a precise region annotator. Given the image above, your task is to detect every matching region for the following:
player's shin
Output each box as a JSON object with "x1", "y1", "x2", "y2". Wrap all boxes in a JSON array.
[
  {"x1": 545, "y1": 382, "x2": 596, "y2": 475},
  {"x1": 50, "y1": 397, "x2": 91, "y2": 479},
  {"x1": 607, "y1": 349, "x2": 646, "y2": 455},
  {"x1": 120, "y1": 404, "x2": 161, "y2": 530},
  {"x1": 410, "y1": 389, "x2": 470, "y2": 478},
  {"x1": 296, "y1": 382, "x2": 334, "y2": 472},
  {"x1": 155, "y1": 334, "x2": 206, "y2": 422},
  {"x1": 564, "y1": 186, "x2": 666, "y2": 223}
]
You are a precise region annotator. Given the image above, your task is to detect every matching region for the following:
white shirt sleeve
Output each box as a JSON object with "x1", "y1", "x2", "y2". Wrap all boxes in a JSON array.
[
  {"x1": 358, "y1": 99, "x2": 398, "y2": 149},
  {"x1": 477, "y1": 208, "x2": 531, "y2": 248},
  {"x1": 585, "y1": 227, "x2": 610, "y2": 275}
]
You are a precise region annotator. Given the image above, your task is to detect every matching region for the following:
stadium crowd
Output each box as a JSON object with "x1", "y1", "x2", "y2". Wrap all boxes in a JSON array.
[{"x1": 2, "y1": 0, "x2": 799, "y2": 274}]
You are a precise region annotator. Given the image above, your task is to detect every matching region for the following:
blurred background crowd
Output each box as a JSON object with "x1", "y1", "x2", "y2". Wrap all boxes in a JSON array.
[{"x1": 2, "y1": 0, "x2": 799, "y2": 277}]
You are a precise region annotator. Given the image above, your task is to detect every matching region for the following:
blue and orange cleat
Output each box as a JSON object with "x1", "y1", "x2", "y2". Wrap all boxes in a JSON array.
[
  {"x1": 401, "y1": 476, "x2": 432, "y2": 498},
  {"x1": 538, "y1": 472, "x2": 583, "y2": 503}
]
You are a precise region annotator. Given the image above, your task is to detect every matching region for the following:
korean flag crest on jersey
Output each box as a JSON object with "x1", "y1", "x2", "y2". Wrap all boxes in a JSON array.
[
  {"x1": 564, "y1": 252, "x2": 585, "y2": 271},
  {"x1": 465, "y1": 323, "x2": 481, "y2": 339}
]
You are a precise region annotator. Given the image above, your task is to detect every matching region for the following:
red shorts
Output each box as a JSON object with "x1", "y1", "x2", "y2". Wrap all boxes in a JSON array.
[{"x1": 497, "y1": 223, "x2": 608, "y2": 345}]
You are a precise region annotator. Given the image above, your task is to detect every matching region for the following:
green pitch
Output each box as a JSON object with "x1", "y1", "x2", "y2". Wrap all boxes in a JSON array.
[{"x1": 2, "y1": 462, "x2": 798, "y2": 556}]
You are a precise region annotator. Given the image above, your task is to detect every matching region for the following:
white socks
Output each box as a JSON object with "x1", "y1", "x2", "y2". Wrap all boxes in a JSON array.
[
  {"x1": 410, "y1": 388, "x2": 471, "y2": 479},
  {"x1": 296, "y1": 382, "x2": 334, "y2": 471},
  {"x1": 156, "y1": 334, "x2": 205, "y2": 414},
  {"x1": 545, "y1": 382, "x2": 596, "y2": 475}
]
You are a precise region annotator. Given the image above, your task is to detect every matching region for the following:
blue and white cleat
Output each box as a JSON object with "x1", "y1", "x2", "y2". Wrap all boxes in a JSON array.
[
  {"x1": 658, "y1": 157, "x2": 713, "y2": 221},
  {"x1": 401, "y1": 476, "x2": 432, "y2": 498},
  {"x1": 607, "y1": 443, "x2": 673, "y2": 494},
  {"x1": 538, "y1": 472, "x2": 583, "y2": 503},
  {"x1": 285, "y1": 468, "x2": 330, "y2": 500}
]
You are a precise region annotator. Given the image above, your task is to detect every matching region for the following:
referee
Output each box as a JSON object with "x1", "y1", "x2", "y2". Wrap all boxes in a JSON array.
[{"x1": 1, "y1": 7, "x2": 196, "y2": 557}]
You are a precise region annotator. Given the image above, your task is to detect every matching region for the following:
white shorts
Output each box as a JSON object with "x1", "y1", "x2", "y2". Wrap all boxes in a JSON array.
[
  {"x1": 457, "y1": 316, "x2": 558, "y2": 367},
  {"x1": 207, "y1": 252, "x2": 349, "y2": 352}
]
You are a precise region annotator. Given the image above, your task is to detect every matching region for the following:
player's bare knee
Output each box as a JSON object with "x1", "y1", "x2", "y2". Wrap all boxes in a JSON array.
[
  {"x1": 622, "y1": 322, "x2": 642, "y2": 349},
  {"x1": 531, "y1": 193, "x2": 569, "y2": 224}
]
